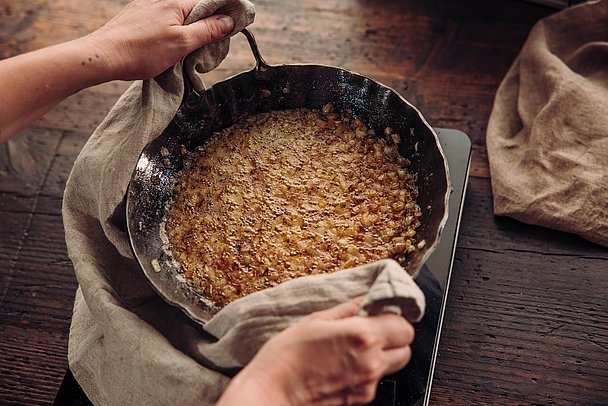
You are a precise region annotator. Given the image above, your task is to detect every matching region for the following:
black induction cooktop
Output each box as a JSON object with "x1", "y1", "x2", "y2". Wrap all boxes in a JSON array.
[
  {"x1": 371, "y1": 128, "x2": 471, "y2": 406},
  {"x1": 53, "y1": 129, "x2": 471, "y2": 406}
]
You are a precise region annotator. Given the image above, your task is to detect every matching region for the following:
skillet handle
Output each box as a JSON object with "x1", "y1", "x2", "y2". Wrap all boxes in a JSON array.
[
  {"x1": 242, "y1": 28, "x2": 272, "y2": 79},
  {"x1": 183, "y1": 62, "x2": 202, "y2": 111},
  {"x1": 183, "y1": 28, "x2": 271, "y2": 111}
]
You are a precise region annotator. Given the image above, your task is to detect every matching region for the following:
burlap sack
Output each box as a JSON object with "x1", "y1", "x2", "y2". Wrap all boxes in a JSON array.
[
  {"x1": 62, "y1": 1, "x2": 426, "y2": 404},
  {"x1": 486, "y1": 0, "x2": 608, "y2": 248}
]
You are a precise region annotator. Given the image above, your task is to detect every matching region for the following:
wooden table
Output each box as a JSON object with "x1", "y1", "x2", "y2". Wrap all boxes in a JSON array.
[{"x1": 1, "y1": 0, "x2": 606, "y2": 404}]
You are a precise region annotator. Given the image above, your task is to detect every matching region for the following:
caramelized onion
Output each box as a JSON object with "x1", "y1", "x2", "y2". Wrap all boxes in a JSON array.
[{"x1": 165, "y1": 105, "x2": 422, "y2": 308}]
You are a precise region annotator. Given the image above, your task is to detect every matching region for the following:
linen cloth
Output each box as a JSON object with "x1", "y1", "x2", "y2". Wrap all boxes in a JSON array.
[
  {"x1": 62, "y1": 1, "x2": 426, "y2": 404},
  {"x1": 486, "y1": 0, "x2": 608, "y2": 247}
]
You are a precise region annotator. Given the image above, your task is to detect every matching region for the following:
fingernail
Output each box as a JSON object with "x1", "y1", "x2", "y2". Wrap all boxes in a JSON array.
[{"x1": 216, "y1": 15, "x2": 234, "y2": 35}]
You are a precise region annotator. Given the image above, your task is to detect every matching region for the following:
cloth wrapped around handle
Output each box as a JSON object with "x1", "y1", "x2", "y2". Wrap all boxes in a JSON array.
[{"x1": 184, "y1": 0, "x2": 255, "y2": 90}]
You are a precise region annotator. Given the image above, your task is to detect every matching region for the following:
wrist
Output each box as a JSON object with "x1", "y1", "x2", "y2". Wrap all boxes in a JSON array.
[
  {"x1": 218, "y1": 366, "x2": 292, "y2": 406},
  {"x1": 75, "y1": 32, "x2": 123, "y2": 83}
]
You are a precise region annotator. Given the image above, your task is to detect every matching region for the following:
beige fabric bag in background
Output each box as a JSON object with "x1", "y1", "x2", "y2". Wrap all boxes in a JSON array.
[
  {"x1": 487, "y1": 0, "x2": 608, "y2": 248},
  {"x1": 62, "y1": 1, "x2": 426, "y2": 404}
]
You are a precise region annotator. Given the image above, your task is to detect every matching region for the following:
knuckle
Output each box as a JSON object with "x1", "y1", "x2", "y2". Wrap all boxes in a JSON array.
[
  {"x1": 351, "y1": 330, "x2": 380, "y2": 351},
  {"x1": 201, "y1": 19, "x2": 223, "y2": 43},
  {"x1": 172, "y1": 29, "x2": 191, "y2": 47},
  {"x1": 358, "y1": 357, "x2": 384, "y2": 382}
]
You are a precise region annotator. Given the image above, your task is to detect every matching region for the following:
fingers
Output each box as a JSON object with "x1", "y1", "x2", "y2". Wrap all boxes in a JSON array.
[
  {"x1": 180, "y1": 14, "x2": 234, "y2": 51},
  {"x1": 310, "y1": 296, "x2": 367, "y2": 320},
  {"x1": 339, "y1": 313, "x2": 414, "y2": 352},
  {"x1": 339, "y1": 346, "x2": 411, "y2": 406},
  {"x1": 381, "y1": 345, "x2": 412, "y2": 375},
  {"x1": 366, "y1": 313, "x2": 415, "y2": 349},
  {"x1": 338, "y1": 385, "x2": 377, "y2": 406},
  {"x1": 311, "y1": 298, "x2": 415, "y2": 349}
]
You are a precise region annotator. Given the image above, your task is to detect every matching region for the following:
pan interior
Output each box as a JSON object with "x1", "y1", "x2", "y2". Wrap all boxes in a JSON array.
[{"x1": 126, "y1": 64, "x2": 449, "y2": 324}]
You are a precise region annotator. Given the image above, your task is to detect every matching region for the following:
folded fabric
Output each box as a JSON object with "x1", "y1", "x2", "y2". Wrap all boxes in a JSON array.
[
  {"x1": 62, "y1": 0, "x2": 426, "y2": 404},
  {"x1": 486, "y1": 0, "x2": 608, "y2": 247},
  {"x1": 358, "y1": 262, "x2": 425, "y2": 321},
  {"x1": 187, "y1": 259, "x2": 424, "y2": 372}
]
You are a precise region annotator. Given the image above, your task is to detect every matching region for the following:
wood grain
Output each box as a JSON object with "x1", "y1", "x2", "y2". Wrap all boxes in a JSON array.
[{"x1": 1, "y1": 0, "x2": 606, "y2": 405}]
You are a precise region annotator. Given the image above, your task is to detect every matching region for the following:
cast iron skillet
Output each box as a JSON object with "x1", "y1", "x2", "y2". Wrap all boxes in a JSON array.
[{"x1": 126, "y1": 29, "x2": 450, "y2": 325}]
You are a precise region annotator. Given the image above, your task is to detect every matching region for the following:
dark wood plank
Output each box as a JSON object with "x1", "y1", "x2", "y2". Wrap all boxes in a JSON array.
[
  {"x1": 0, "y1": 211, "x2": 78, "y2": 329},
  {"x1": 432, "y1": 176, "x2": 608, "y2": 404},
  {"x1": 434, "y1": 244, "x2": 608, "y2": 405},
  {"x1": 0, "y1": 126, "x2": 79, "y2": 404},
  {"x1": 0, "y1": 325, "x2": 69, "y2": 406}
]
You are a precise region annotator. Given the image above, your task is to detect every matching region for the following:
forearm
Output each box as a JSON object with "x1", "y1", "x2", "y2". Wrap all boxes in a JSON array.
[
  {"x1": 0, "y1": 0, "x2": 235, "y2": 143},
  {"x1": 216, "y1": 368, "x2": 287, "y2": 406},
  {"x1": 0, "y1": 35, "x2": 114, "y2": 141}
]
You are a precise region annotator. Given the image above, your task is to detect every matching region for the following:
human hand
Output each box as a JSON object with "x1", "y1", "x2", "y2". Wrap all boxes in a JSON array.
[
  {"x1": 85, "y1": 0, "x2": 234, "y2": 81},
  {"x1": 217, "y1": 296, "x2": 414, "y2": 406}
]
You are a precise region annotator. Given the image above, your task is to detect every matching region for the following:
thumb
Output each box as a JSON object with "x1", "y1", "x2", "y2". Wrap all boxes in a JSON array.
[
  {"x1": 311, "y1": 296, "x2": 367, "y2": 320},
  {"x1": 181, "y1": 14, "x2": 234, "y2": 50}
]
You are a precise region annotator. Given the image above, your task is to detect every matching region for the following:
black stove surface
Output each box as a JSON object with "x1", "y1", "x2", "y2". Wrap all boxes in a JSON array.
[
  {"x1": 371, "y1": 128, "x2": 471, "y2": 406},
  {"x1": 54, "y1": 129, "x2": 471, "y2": 406}
]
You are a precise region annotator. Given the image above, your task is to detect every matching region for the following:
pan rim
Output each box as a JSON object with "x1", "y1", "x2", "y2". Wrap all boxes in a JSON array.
[{"x1": 126, "y1": 62, "x2": 451, "y2": 325}]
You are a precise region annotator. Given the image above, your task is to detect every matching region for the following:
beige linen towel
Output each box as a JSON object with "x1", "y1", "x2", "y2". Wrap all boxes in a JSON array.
[
  {"x1": 62, "y1": 1, "x2": 426, "y2": 404},
  {"x1": 486, "y1": 0, "x2": 608, "y2": 247}
]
